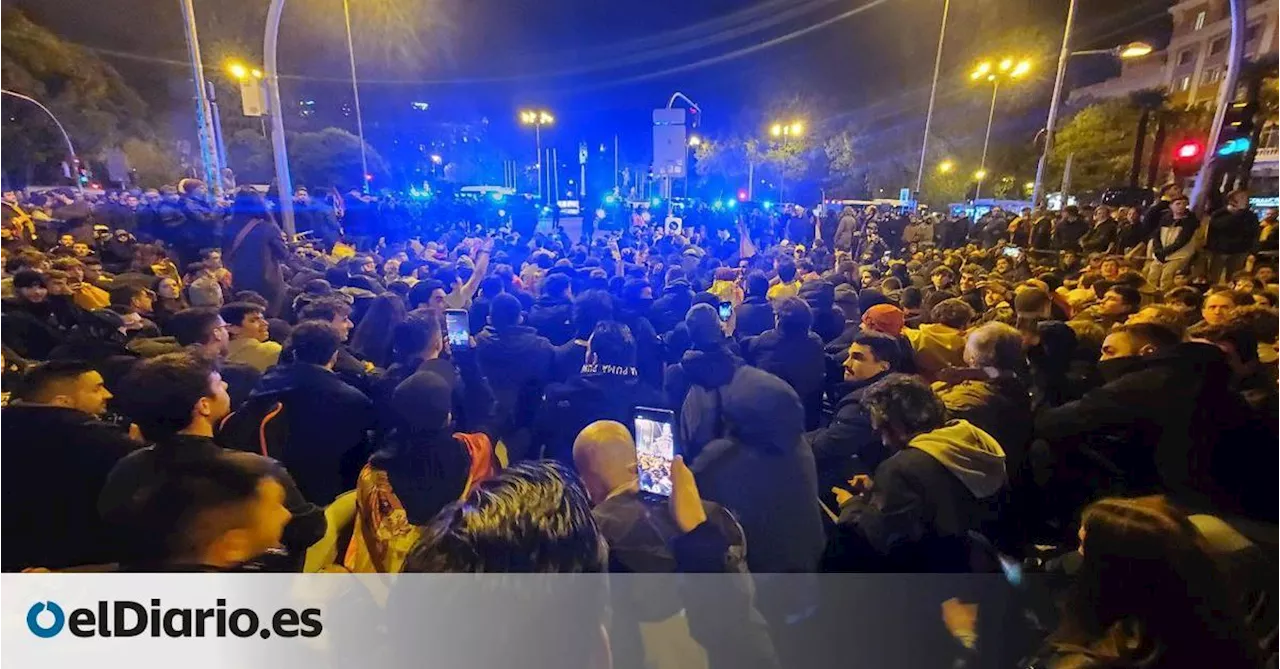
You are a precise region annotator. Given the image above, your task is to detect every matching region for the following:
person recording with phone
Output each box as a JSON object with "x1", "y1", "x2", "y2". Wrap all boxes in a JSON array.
[{"x1": 573, "y1": 420, "x2": 779, "y2": 669}]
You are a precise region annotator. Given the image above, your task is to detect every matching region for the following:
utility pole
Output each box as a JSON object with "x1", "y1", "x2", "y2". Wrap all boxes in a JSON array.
[
  {"x1": 179, "y1": 0, "x2": 221, "y2": 195},
  {"x1": 341, "y1": 0, "x2": 371, "y2": 193},
  {"x1": 1031, "y1": 0, "x2": 1078, "y2": 208},
  {"x1": 1190, "y1": 0, "x2": 1245, "y2": 210},
  {"x1": 915, "y1": 0, "x2": 951, "y2": 195}
]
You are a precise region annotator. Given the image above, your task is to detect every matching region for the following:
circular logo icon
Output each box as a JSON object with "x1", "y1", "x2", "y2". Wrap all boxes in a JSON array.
[{"x1": 27, "y1": 601, "x2": 65, "y2": 638}]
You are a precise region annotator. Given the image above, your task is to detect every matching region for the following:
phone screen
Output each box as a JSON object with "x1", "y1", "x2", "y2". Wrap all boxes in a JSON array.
[
  {"x1": 717, "y1": 301, "x2": 732, "y2": 323},
  {"x1": 634, "y1": 407, "x2": 676, "y2": 498},
  {"x1": 445, "y1": 309, "x2": 470, "y2": 348}
]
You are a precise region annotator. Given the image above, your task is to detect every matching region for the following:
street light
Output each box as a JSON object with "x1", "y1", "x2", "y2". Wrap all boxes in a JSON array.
[
  {"x1": 1117, "y1": 42, "x2": 1153, "y2": 59},
  {"x1": 969, "y1": 57, "x2": 1031, "y2": 201},
  {"x1": 688, "y1": 135, "x2": 702, "y2": 147},
  {"x1": 227, "y1": 62, "x2": 249, "y2": 80},
  {"x1": 767, "y1": 119, "x2": 805, "y2": 201},
  {"x1": 2, "y1": 89, "x2": 83, "y2": 196},
  {"x1": 938, "y1": 160, "x2": 954, "y2": 173},
  {"x1": 520, "y1": 108, "x2": 554, "y2": 203}
]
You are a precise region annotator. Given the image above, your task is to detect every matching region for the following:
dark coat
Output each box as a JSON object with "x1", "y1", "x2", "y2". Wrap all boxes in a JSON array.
[
  {"x1": 2, "y1": 405, "x2": 139, "y2": 570},
  {"x1": 805, "y1": 371, "x2": 892, "y2": 500},
  {"x1": 650, "y1": 281, "x2": 694, "y2": 334},
  {"x1": 1150, "y1": 211, "x2": 1199, "y2": 261},
  {"x1": 1052, "y1": 216, "x2": 1089, "y2": 251},
  {"x1": 233, "y1": 362, "x2": 375, "y2": 504},
  {"x1": 99, "y1": 434, "x2": 326, "y2": 566},
  {"x1": 1078, "y1": 218, "x2": 1118, "y2": 254},
  {"x1": 1, "y1": 299, "x2": 65, "y2": 360},
  {"x1": 1206, "y1": 207, "x2": 1260, "y2": 254},
  {"x1": 1035, "y1": 343, "x2": 1260, "y2": 516},
  {"x1": 934, "y1": 375, "x2": 1032, "y2": 476},
  {"x1": 823, "y1": 420, "x2": 1006, "y2": 572},
  {"x1": 733, "y1": 295, "x2": 775, "y2": 339},
  {"x1": 223, "y1": 216, "x2": 290, "y2": 318},
  {"x1": 526, "y1": 294, "x2": 574, "y2": 346},
  {"x1": 689, "y1": 367, "x2": 825, "y2": 574},
  {"x1": 742, "y1": 329, "x2": 827, "y2": 430},
  {"x1": 474, "y1": 324, "x2": 554, "y2": 457},
  {"x1": 534, "y1": 367, "x2": 667, "y2": 463}
]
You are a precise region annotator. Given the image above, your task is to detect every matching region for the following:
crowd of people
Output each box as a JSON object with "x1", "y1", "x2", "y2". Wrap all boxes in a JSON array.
[{"x1": 2, "y1": 177, "x2": 1277, "y2": 668}]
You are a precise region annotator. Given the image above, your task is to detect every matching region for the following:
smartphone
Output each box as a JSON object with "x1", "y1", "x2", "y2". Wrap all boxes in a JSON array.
[
  {"x1": 1002, "y1": 246, "x2": 1023, "y2": 259},
  {"x1": 633, "y1": 406, "x2": 677, "y2": 499},
  {"x1": 444, "y1": 309, "x2": 470, "y2": 348},
  {"x1": 717, "y1": 301, "x2": 733, "y2": 323}
]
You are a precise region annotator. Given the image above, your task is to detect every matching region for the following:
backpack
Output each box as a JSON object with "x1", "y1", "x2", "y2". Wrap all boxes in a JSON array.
[{"x1": 217, "y1": 394, "x2": 290, "y2": 460}]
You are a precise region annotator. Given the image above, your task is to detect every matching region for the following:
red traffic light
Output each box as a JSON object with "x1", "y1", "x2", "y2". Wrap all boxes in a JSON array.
[
  {"x1": 737, "y1": 190, "x2": 748, "y2": 201},
  {"x1": 1175, "y1": 141, "x2": 1202, "y2": 160}
]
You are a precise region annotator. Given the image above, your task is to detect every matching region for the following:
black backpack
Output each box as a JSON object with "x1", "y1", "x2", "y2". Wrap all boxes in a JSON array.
[{"x1": 217, "y1": 393, "x2": 290, "y2": 460}]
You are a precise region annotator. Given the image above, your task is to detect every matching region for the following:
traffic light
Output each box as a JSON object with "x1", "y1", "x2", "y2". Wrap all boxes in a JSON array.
[
  {"x1": 1215, "y1": 83, "x2": 1259, "y2": 158},
  {"x1": 1171, "y1": 140, "x2": 1204, "y2": 178}
]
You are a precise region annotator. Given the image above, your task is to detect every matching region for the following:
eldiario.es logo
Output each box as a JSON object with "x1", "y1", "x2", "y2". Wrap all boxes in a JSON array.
[{"x1": 27, "y1": 599, "x2": 322, "y2": 639}]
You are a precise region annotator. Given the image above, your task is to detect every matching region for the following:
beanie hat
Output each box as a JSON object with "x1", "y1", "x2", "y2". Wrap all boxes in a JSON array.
[{"x1": 861, "y1": 304, "x2": 905, "y2": 336}]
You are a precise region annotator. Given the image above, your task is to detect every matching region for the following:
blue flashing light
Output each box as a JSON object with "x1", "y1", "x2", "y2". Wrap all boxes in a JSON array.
[
  {"x1": 604, "y1": 194, "x2": 618, "y2": 205},
  {"x1": 726, "y1": 199, "x2": 737, "y2": 209},
  {"x1": 542, "y1": 205, "x2": 552, "y2": 214},
  {"x1": 762, "y1": 200, "x2": 774, "y2": 210},
  {"x1": 1218, "y1": 137, "x2": 1251, "y2": 156},
  {"x1": 650, "y1": 197, "x2": 662, "y2": 207},
  {"x1": 712, "y1": 200, "x2": 724, "y2": 210},
  {"x1": 490, "y1": 192, "x2": 505, "y2": 202},
  {"x1": 497, "y1": 209, "x2": 507, "y2": 218}
]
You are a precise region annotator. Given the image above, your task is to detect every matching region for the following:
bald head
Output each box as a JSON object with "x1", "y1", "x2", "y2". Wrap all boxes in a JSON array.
[{"x1": 572, "y1": 420, "x2": 637, "y2": 504}]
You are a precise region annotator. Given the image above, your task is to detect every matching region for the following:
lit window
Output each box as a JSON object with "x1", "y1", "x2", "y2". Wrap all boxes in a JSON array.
[
  {"x1": 1203, "y1": 67, "x2": 1220, "y2": 83},
  {"x1": 1180, "y1": 75, "x2": 1192, "y2": 91},
  {"x1": 1194, "y1": 10, "x2": 1206, "y2": 30}
]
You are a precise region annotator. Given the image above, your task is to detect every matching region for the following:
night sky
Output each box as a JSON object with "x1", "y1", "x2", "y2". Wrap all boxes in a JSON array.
[{"x1": 18, "y1": 0, "x2": 1172, "y2": 163}]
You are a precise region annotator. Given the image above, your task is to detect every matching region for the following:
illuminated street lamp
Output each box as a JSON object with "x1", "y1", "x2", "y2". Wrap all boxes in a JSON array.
[
  {"x1": 969, "y1": 57, "x2": 1031, "y2": 201},
  {"x1": 938, "y1": 159, "x2": 955, "y2": 173},
  {"x1": 520, "y1": 109, "x2": 555, "y2": 203},
  {"x1": 688, "y1": 135, "x2": 702, "y2": 147},
  {"x1": 227, "y1": 62, "x2": 248, "y2": 80},
  {"x1": 769, "y1": 120, "x2": 804, "y2": 138}
]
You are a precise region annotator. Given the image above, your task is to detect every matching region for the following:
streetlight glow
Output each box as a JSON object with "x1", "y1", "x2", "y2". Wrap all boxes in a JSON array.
[
  {"x1": 974, "y1": 169, "x2": 987, "y2": 180},
  {"x1": 1118, "y1": 42, "x2": 1154, "y2": 59},
  {"x1": 227, "y1": 62, "x2": 248, "y2": 80},
  {"x1": 688, "y1": 135, "x2": 702, "y2": 147},
  {"x1": 999, "y1": 58, "x2": 1014, "y2": 72},
  {"x1": 938, "y1": 160, "x2": 954, "y2": 173},
  {"x1": 970, "y1": 61, "x2": 992, "y2": 80},
  {"x1": 251, "y1": 68, "x2": 263, "y2": 78},
  {"x1": 770, "y1": 123, "x2": 783, "y2": 137},
  {"x1": 1011, "y1": 60, "x2": 1032, "y2": 78},
  {"x1": 790, "y1": 121, "x2": 804, "y2": 136},
  {"x1": 430, "y1": 154, "x2": 443, "y2": 164}
]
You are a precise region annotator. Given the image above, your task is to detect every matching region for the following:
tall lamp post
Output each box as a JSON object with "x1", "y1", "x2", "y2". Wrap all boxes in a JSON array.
[
  {"x1": 915, "y1": 0, "x2": 952, "y2": 196},
  {"x1": 969, "y1": 58, "x2": 1030, "y2": 201},
  {"x1": 1, "y1": 89, "x2": 84, "y2": 196},
  {"x1": 520, "y1": 109, "x2": 554, "y2": 204},
  {"x1": 179, "y1": 0, "x2": 222, "y2": 196},
  {"x1": 341, "y1": 0, "x2": 371, "y2": 194},
  {"x1": 768, "y1": 120, "x2": 804, "y2": 202},
  {"x1": 264, "y1": 0, "x2": 295, "y2": 236},
  {"x1": 1030, "y1": 33, "x2": 1155, "y2": 206}
]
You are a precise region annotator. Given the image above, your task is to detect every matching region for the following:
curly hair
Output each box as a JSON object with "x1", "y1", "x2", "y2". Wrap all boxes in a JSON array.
[{"x1": 859, "y1": 373, "x2": 947, "y2": 438}]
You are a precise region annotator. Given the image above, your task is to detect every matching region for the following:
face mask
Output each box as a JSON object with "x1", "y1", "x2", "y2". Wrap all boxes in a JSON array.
[{"x1": 1097, "y1": 355, "x2": 1148, "y2": 383}]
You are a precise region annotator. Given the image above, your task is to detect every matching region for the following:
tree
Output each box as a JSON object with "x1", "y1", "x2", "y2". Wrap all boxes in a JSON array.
[
  {"x1": 1050, "y1": 100, "x2": 1143, "y2": 193},
  {"x1": 1, "y1": 10, "x2": 151, "y2": 185},
  {"x1": 287, "y1": 128, "x2": 388, "y2": 190},
  {"x1": 121, "y1": 138, "x2": 181, "y2": 189}
]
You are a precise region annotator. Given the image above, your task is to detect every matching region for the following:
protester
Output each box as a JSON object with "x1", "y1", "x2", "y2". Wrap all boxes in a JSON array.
[
  {"x1": 824, "y1": 374, "x2": 1007, "y2": 572},
  {"x1": 222, "y1": 189, "x2": 289, "y2": 318},
  {"x1": 2, "y1": 361, "x2": 138, "y2": 570},
  {"x1": 741, "y1": 296, "x2": 827, "y2": 430},
  {"x1": 100, "y1": 353, "x2": 325, "y2": 567},
  {"x1": 220, "y1": 302, "x2": 282, "y2": 372}
]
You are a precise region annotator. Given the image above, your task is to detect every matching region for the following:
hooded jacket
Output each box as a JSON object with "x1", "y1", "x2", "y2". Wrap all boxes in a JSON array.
[
  {"x1": 805, "y1": 370, "x2": 893, "y2": 502},
  {"x1": 742, "y1": 328, "x2": 828, "y2": 430},
  {"x1": 237, "y1": 362, "x2": 375, "y2": 504},
  {"x1": 650, "y1": 280, "x2": 694, "y2": 334},
  {"x1": 799, "y1": 281, "x2": 845, "y2": 343},
  {"x1": 904, "y1": 323, "x2": 967, "y2": 381},
  {"x1": 1205, "y1": 206, "x2": 1260, "y2": 254},
  {"x1": 665, "y1": 345, "x2": 741, "y2": 427},
  {"x1": 688, "y1": 367, "x2": 825, "y2": 574},
  {"x1": 526, "y1": 293, "x2": 574, "y2": 346},
  {"x1": 824, "y1": 419, "x2": 1007, "y2": 572},
  {"x1": 474, "y1": 324, "x2": 554, "y2": 454}
]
